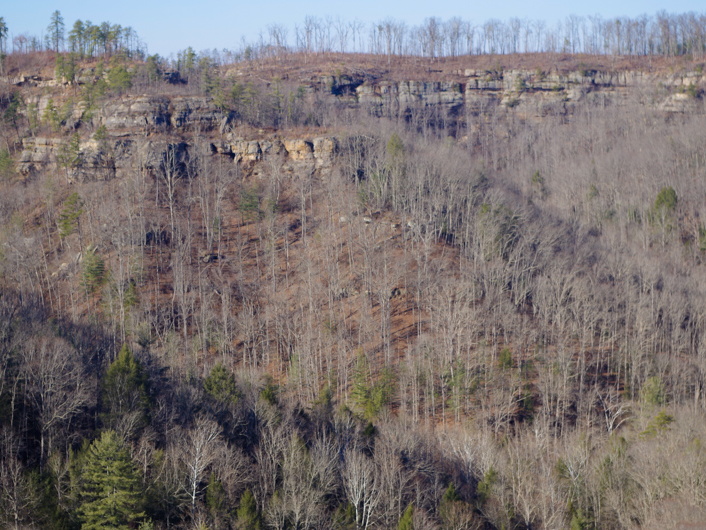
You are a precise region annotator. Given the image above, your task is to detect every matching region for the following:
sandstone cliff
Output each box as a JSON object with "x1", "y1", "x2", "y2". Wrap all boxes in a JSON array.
[{"x1": 10, "y1": 61, "x2": 705, "y2": 180}]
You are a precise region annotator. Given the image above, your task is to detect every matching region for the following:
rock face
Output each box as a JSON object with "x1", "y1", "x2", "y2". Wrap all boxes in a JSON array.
[
  {"x1": 18, "y1": 137, "x2": 63, "y2": 171},
  {"x1": 97, "y1": 96, "x2": 224, "y2": 132},
  {"x1": 659, "y1": 92, "x2": 700, "y2": 112},
  {"x1": 100, "y1": 96, "x2": 170, "y2": 130},
  {"x1": 356, "y1": 80, "x2": 464, "y2": 115},
  {"x1": 309, "y1": 67, "x2": 706, "y2": 120},
  {"x1": 282, "y1": 139, "x2": 314, "y2": 161},
  {"x1": 18, "y1": 132, "x2": 341, "y2": 180},
  {"x1": 214, "y1": 135, "x2": 338, "y2": 169},
  {"x1": 168, "y1": 97, "x2": 225, "y2": 130},
  {"x1": 18, "y1": 136, "x2": 117, "y2": 181},
  {"x1": 313, "y1": 137, "x2": 338, "y2": 168},
  {"x1": 13, "y1": 64, "x2": 706, "y2": 180}
]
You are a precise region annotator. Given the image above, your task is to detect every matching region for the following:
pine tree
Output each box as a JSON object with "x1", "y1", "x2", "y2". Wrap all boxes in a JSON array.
[
  {"x1": 0, "y1": 17, "x2": 8, "y2": 60},
  {"x1": 77, "y1": 430, "x2": 144, "y2": 529},
  {"x1": 0, "y1": 17, "x2": 7, "y2": 55},
  {"x1": 43, "y1": 97, "x2": 62, "y2": 132},
  {"x1": 100, "y1": 345, "x2": 150, "y2": 434},
  {"x1": 81, "y1": 247, "x2": 107, "y2": 294},
  {"x1": 352, "y1": 353, "x2": 395, "y2": 420},
  {"x1": 68, "y1": 20, "x2": 86, "y2": 56},
  {"x1": 46, "y1": 11, "x2": 65, "y2": 52},
  {"x1": 58, "y1": 192, "x2": 84, "y2": 241},
  {"x1": 205, "y1": 473, "x2": 230, "y2": 525},
  {"x1": 203, "y1": 364, "x2": 240, "y2": 406},
  {"x1": 106, "y1": 57, "x2": 133, "y2": 93},
  {"x1": 57, "y1": 133, "x2": 83, "y2": 181},
  {"x1": 235, "y1": 489, "x2": 261, "y2": 530}
]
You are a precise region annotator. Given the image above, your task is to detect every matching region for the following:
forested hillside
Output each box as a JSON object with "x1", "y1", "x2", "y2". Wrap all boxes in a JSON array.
[{"x1": 2, "y1": 11, "x2": 706, "y2": 528}]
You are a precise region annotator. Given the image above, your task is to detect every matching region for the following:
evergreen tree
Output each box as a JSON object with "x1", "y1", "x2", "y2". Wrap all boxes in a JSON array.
[
  {"x1": 0, "y1": 148, "x2": 14, "y2": 180},
  {"x1": 100, "y1": 345, "x2": 150, "y2": 434},
  {"x1": 352, "y1": 353, "x2": 395, "y2": 420},
  {"x1": 77, "y1": 430, "x2": 144, "y2": 529},
  {"x1": 58, "y1": 192, "x2": 84, "y2": 245},
  {"x1": 205, "y1": 473, "x2": 230, "y2": 526},
  {"x1": 439, "y1": 482, "x2": 476, "y2": 528},
  {"x1": 81, "y1": 247, "x2": 107, "y2": 295},
  {"x1": 235, "y1": 489, "x2": 261, "y2": 530},
  {"x1": 106, "y1": 57, "x2": 133, "y2": 93},
  {"x1": 57, "y1": 133, "x2": 82, "y2": 175},
  {"x1": 55, "y1": 53, "x2": 78, "y2": 83},
  {"x1": 43, "y1": 98, "x2": 62, "y2": 131},
  {"x1": 442, "y1": 482, "x2": 461, "y2": 503},
  {"x1": 144, "y1": 54, "x2": 161, "y2": 84},
  {"x1": 0, "y1": 17, "x2": 8, "y2": 56},
  {"x1": 203, "y1": 364, "x2": 240, "y2": 406},
  {"x1": 68, "y1": 20, "x2": 86, "y2": 56},
  {"x1": 2, "y1": 90, "x2": 21, "y2": 135},
  {"x1": 46, "y1": 11, "x2": 65, "y2": 52}
]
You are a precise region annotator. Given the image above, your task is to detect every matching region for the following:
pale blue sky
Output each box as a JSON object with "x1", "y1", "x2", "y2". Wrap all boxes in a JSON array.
[{"x1": 3, "y1": 1, "x2": 705, "y2": 57}]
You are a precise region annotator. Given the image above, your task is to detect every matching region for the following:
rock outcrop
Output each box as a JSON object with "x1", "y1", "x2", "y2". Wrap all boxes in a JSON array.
[
  {"x1": 310, "y1": 67, "x2": 706, "y2": 119},
  {"x1": 18, "y1": 131, "x2": 341, "y2": 180},
  {"x1": 98, "y1": 96, "x2": 224, "y2": 132},
  {"x1": 12, "y1": 63, "x2": 706, "y2": 180},
  {"x1": 100, "y1": 96, "x2": 170, "y2": 130},
  {"x1": 212, "y1": 135, "x2": 338, "y2": 169}
]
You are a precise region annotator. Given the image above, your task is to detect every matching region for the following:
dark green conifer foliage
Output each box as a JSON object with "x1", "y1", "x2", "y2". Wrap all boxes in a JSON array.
[
  {"x1": 106, "y1": 58, "x2": 132, "y2": 93},
  {"x1": 81, "y1": 247, "x2": 107, "y2": 294},
  {"x1": 100, "y1": 344, "x2": 150, "y2": 432},
  {"x1": 205, "y1": 473, "x2": 230, "y2": 525},
  {"x1": 443, "y1": 482, "x2": 460, "y2": 503},
  {"x1": 352, "y1": 353, "x2": 395, "y2": 419},
  {"x1": 333, "y1": 502, "x2": 357, "y2": 529},
  {"x1": 203, "y1": 364, "x2": 240, "y2": 405},
  {"x1": 235, "y1": 489, "x2": 261, "y2": 529},
  {"x1": 653, "y1": 186, "x2": 678, "y2": 213},
  {"x1": 46, "y1": 11, "x2": 65, "y2": 52},
  {"x1": 57, "y1": 133, "x2": 82, "y2": 173},
  {"x1": 77, "y1": 430, "x2": 145, "y2": 529},
  {"x1": 0, "y1": 149, "x2": 12, "y2": 180},
  {"x1": 58, "y1": 192, "x2": 84, "y2": 244}
]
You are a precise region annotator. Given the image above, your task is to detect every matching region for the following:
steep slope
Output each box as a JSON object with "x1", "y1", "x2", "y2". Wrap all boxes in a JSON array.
[{"x1": 2, "y1": 51, "x2": 706, "y2": 528}]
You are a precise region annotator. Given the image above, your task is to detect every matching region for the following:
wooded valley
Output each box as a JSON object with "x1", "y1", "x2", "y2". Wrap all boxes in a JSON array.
[{"x1": 2, "y1": 11, "x2": 706, "y2": 529}]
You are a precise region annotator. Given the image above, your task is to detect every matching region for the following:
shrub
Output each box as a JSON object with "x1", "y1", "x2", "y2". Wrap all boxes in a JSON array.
[
  {"x1": 653, "y1": 186, "x2": 677, "y2": 213},
  {"x1": 641, "y1": 410, "x2": 674, "y2": 436}
]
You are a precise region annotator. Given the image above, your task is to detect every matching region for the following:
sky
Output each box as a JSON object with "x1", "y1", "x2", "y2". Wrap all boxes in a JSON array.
[{"x1": 2, "y1": 0, "x2": 706, "y2": 57}]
